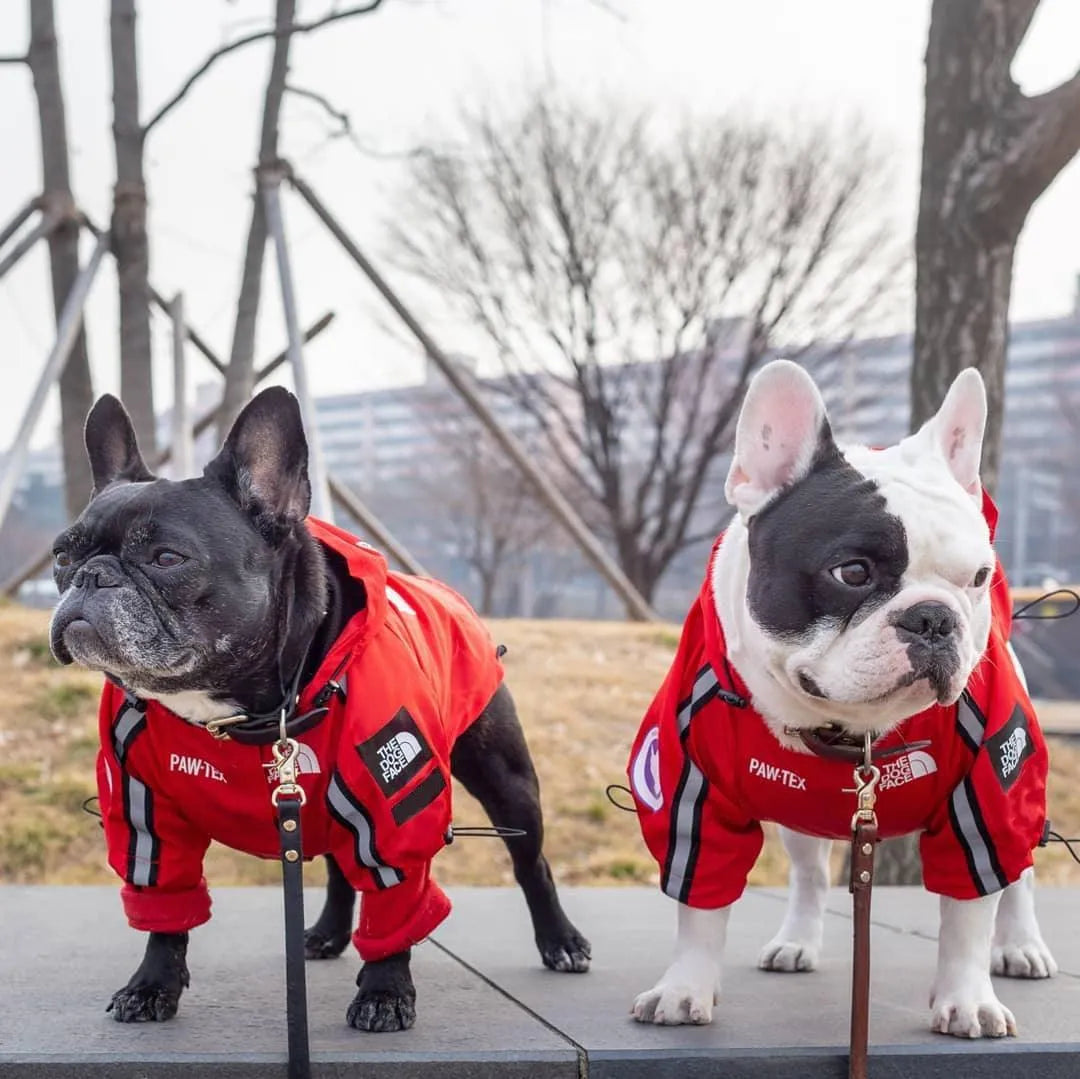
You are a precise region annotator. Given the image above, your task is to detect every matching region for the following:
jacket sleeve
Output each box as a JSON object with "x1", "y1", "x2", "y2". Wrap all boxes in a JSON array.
[
  {"x1": 324, "y1": 721, "x2": 454, "y2": 961},
  {"x1": 629, "y1": 665, "x2": 763, "y2": 910},
  {"x1": 920, "y1": 631, "x2": 1048, "y2": 900},
  {"x1": 97, "y1": 687, "x2": 212, "y2": 932}
]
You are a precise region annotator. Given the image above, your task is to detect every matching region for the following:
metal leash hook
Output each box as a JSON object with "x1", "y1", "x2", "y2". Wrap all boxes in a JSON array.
[
  {"x1": 846, "y1": 731, "x2": 879, "y2": 1079},
  {"x1": 270, "y1": 707, "x2": 311, "y2": 1079}
]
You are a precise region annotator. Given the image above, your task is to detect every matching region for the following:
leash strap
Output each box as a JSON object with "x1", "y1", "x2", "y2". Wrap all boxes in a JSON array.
[
  {"x1": 272, "y1": 737, "x2": 311, "y2": 1079},
  {"x1": 848, "y1": 814, "x2": 878, "y2": 1079},
  {"x1": 845, "y1": 747, "x2": 880, "y2": 1079}
]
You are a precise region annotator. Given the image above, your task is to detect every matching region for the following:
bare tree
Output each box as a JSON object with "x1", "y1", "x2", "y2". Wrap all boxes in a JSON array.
[
  {"x1": 912, "y1": 0, "x2": 1080, "y2": 491},
  {"x1": 110, "y1": 0, "x2": 155, "y2": 451},
  {"x1": 414, "y1": 397, "x2": 552, "y2": 615},
  {"x1": 24, "y1": 0, "x2": 95, "y2": 516},
  {"x1": 392, "y1": 96, "x2": 902, "y2": 601}
]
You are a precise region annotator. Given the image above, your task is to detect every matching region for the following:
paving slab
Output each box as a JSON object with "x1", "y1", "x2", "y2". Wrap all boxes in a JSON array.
[
  {"x1": 435, "y1": 886, "x2": 1080, "y2": 1078},
  {"x1": 0, "y1": 885, "x2": 579, "y2": 1078}
]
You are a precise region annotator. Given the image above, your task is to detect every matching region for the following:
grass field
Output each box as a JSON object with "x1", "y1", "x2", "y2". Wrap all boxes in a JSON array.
[{"x1": 3, "y1": 602, "x2": 1080, "y2": 892}]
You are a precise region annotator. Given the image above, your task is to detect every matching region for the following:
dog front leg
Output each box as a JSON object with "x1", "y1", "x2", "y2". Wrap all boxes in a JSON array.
[
  {"x1": 991, "y1": 867, "x2": 1057, "y2": 979},
  {"x1": 930, "y1": 893, "x2": 1015, "y2": 1038},
  {"x1": 632, "y1": 903, "x2": 729, "y2": 1025},
  {"x1": 108, "y1": 931, "x2": 190, "y2": 1022},
  {"x1": 347, "y1": 948, "x2": 416, "y2": 1032},
  {"x1": 759, "y1": 827, "x2": 830, "y2": 972}
]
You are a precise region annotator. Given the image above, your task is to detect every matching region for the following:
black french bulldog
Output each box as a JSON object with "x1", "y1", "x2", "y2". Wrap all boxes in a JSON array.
[{"x1": 49, "y1": 387, "x2": 590, "y2": 1031}]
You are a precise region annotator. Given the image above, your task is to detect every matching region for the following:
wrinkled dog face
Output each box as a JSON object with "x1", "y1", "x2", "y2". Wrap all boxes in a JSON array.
[
  {"x1": 49, "y1": 390, "x2": 314, "y2": 701},
  {"x1": 718, "y1": 361, "x2": 995, "y2": 738}
]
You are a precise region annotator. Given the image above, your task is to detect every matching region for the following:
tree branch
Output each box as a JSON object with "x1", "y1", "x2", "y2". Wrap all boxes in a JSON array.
[
  {"x1": 0, "y1": 54, "x2": 28, "y2": 64},
  {"x1": 141, "y1": 0, "x2": 385, "y2": 140},
  {"x1": 1013, "y1": 67, "x2": 1080, "y2": 203}
]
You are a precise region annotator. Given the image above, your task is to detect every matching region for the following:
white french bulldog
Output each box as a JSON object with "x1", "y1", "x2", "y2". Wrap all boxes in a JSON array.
[{"x1": 628, "y1": 361, "x2": 1054, "y2": 1039}]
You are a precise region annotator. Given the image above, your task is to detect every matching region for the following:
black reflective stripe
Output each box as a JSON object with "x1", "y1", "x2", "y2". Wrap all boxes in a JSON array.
[
  {"x1": 325, "y1": 769, "x2": 404, "y2": 889},
  {"x1": 391, "y1": 769, "x2": 447, "y2": 826}
]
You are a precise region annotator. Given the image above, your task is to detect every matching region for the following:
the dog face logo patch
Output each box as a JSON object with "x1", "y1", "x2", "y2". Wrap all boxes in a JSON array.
[
  {"x1": 358, "y1": 708, "x2": 433, "y2": 796},
  {"x1": 985, "y1": 705, "x2": 1035, "y2": 790},
  {"x1": 879, "y1": 749, "x2": 937, "y2": 791},
  {"x1": 631, "y1": 727, "x2": 663, "y2": 811}
]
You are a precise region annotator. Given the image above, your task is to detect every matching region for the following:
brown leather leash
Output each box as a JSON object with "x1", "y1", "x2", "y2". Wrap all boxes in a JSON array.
[{"x1": 789, "y1": 726, "x2": 891, "y2": 1079}]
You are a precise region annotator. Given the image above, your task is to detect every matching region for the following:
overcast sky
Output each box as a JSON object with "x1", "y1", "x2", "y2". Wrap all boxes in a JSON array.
[{"x1": 1, "y1": 0, "x2": 1078, "y2": 451}]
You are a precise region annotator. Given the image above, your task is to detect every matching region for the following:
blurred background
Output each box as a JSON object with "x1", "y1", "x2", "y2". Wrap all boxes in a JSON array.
[{"x1": 1, "y1": 0, "x2": 1078, "y2": 888}]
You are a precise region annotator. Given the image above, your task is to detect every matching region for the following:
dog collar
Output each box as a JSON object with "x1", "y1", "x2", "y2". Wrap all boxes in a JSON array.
[{"x1": 790, "y1": 724, "x2": 931, "y2": 764}]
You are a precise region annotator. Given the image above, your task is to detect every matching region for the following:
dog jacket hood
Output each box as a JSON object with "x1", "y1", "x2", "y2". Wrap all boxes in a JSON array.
[
  {"x1": 628, "y1": 494, "x2": 1048, "y2": 908},
  {"x1": 96, "y1": 517, "x2": 504, "y2": 960}
]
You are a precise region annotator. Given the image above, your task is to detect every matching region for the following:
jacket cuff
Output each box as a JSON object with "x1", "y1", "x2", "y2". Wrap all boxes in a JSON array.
[
  {"x1": 352, "y1": 870, "x2": 451, "y2": 962},
  {"x1": 121, "y1": 878, "x2": 212, "y2": 932}
]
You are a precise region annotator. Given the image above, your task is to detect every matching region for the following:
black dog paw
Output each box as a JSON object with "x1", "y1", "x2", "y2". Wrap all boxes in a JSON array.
[
  {"x1": 346, "y1": 988, "x2": 417, "y2": 1032},
  {"x1": 107, "y1": 984, "x2": 182, "y2": 1023},
  {"x1": 539, "y1": 926, "x2": 592, "y2": 973},
  {"x1": 305, "y1": 926, "x2": 351, "y2": 960}
]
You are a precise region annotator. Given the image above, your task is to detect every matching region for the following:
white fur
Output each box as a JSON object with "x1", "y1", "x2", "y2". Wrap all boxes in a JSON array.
[
  {"x1": 632, "y1": 904, "x2": 729, "y2": 1025},
  {"x1": 137, "y1": 687, "x2": 240, "y2": 725},
  {"x1": 637, "y1": 364, "x2": 1050, "y2": 1039}
]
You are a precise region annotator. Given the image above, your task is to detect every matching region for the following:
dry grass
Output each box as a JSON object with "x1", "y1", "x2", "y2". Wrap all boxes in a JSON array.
[{"x1": 2, "y1": 602, "x2": 1079, "y2": 890}]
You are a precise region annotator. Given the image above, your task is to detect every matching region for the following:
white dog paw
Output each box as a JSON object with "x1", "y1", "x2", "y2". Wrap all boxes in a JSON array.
[
  {"x1": 991, "y1": 939, "x2": 1058, "y2": 979},
  {"x1": 930, "y1": 985, "x2": 1016, "y2": 1039},
  {"x1": 631, "y1": 983, "x2": 717, "y2": 1025},
  {"x1": 757, "y1": 936, "x2": 820, "y2": 972}
]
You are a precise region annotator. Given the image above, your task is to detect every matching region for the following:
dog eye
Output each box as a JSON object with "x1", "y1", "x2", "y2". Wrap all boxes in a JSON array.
[
  {"x1": 972, "y1": 566, "x2": 991, "y2": 588},
  {"x1": 830, "y1": 560, "x2": 871, "y2": 587},
  {"x1": 53, "y1": 551, "x2": 71, "y2": 570},
  {"x1": 152, "y1": 550, "x2": 185, "y2": 568}
]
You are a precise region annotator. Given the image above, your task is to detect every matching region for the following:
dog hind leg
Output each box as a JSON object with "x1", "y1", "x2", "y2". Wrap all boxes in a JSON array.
[
  {"x1": 991, "y1": 866, "x2": 1057, "y2": 978},
  {"x1": 305, "y1": 854, "x2": 356, "y2": 959},
  {"x1": 758, "y1": 826, "x2": 831, "y2": 972},
  {"x1": 450, "y1": 682, "x2": 591, "y2": 973}
]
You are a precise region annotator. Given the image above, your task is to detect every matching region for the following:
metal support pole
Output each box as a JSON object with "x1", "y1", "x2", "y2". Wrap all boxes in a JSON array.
[
  {"x1": 170, "y1": 293, "x2": 194, "y2": 478},
  {"x1": 0, "y1": 211, "x2": 59, "y2": 281},
  {"x1": 2, "y1": 312, "x2": 339, "y2": 600},
  {"x1": 0, "y1": 229, "x2": 110, "y2": 533},
  {"x1": 261, "y1": 169, "x2": 333, "y2": 523},
  {"x1": 329, "y1": 475, "x2": 429, "y2": 578},
  {"x1": 0, "y1": 199, "x2": 37, "y2": 253},
  {"x1": 287, "y1": 170, "x2": 659, "y2": 621},
  {"x1": 150, "y1": 285, "x2": 226, "y2": 375}
]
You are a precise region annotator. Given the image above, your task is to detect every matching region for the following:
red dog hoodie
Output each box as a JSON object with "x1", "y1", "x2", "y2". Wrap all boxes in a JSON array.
[
  {"x1": 96, "y1": 518, "x2": 503, "y2": 960},
  {"x1": 628, "y1": 496, "x2": 1047, "y2": 909}
]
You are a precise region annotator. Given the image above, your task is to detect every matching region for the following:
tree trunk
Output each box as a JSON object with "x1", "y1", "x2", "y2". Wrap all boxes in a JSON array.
[
  {"x1": 898, "y1": 0, "x2": 1080, "y2": 886},
  {"x1": 109, "y1": 0, "x2": 155, "y2": 452},
  {"x1": 217, "y1": 0, "x2": 296, "y2": 441},
  {"x1": 27, "y1": 0, "x2": 95, "y2": 518},
  {"x1": 912, "y1": 0, "x2": 1080, "y2": 493}
]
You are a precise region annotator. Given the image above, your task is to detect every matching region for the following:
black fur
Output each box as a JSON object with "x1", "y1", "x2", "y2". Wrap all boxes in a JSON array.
[
  {"x1": 58, "y1": 389, "x2": 589, "y2": 1031},
  {"x1": 746, "y1": 433, "x2": 909, "y2": 640}
]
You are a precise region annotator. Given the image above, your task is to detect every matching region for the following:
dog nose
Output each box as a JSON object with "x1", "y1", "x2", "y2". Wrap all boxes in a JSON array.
[
  {"x1": 73, "y1": 559, "x2": 122, "y2": 591},
  {"x1": 895, "y1": 601, "x2": 957, "y2": 642}
]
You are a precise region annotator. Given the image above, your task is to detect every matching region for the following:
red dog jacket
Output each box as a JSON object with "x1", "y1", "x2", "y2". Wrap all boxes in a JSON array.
[
  {"x1": 628, "y1": 496, "x2": 1047, "y2": 909},
  {"x1": 96, "y1": 517, "x2": 503, "y2": 960}
]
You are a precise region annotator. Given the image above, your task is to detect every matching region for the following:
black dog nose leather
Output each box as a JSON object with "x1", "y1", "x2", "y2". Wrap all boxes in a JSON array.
[
  {"x1": 895, "y1": 601, "x2": 957, "y2": 641},
  {"x1": 74, "y1": 557, "x2": 123, "y2": 591}
]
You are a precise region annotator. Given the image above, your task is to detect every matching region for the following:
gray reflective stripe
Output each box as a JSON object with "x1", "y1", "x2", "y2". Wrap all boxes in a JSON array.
[
  {"x1": 949, "y1": 779, "x2": 1002, "y2": 895},
  {"x1": 956, "y1": 695, "x2": 985, "y2": 751},
  {"x1": 663, "y1": 761, "x2": 707, "y2": 901},
  {"x1": 125, "y1": 774, "x2": 155, "y2": 887},
  {"x1": 326, "y1": 775, "x2": 402, "y2": 888},
  {"x1": 112, "y1": 703, "x2": 144, "y2": 763},
  {"x1": 663, "y1": 665, "x2": 719, "y2": 901},
  {"x1": 677, "y1": 666, "x2": 718, "y2": 734}
]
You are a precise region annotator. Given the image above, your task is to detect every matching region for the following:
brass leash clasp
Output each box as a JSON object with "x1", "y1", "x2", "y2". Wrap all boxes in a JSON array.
[
  {"x1": 269, "y1": 708, "x2": 306, "y2": 806},
  {"x1": 843, "y1": 731, "x2": 879, "y2": 831}
]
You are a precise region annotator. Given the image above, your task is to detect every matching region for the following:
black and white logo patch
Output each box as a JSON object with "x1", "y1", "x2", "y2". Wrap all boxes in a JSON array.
[
  {"x1": 985, "y1": 705, "x2": 1035, "y2": 791},
  {"x1": 357, "y1": 708, "x2": 433, "y2": 796}
]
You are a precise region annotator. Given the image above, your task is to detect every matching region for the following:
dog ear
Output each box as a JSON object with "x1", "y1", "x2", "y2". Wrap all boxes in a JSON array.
[
  {"x1": 724, "y1": 360, "x2": 834, "y2": 520},
  {"x1": 84, "y1": 395, "x2": 155, "y2": 494},
  {"x1": 204, "y1": 386, "x2": 311, "y2": 542},
  {"x1": 907, "y1": 367, "x2": 986, "y2": 500}
]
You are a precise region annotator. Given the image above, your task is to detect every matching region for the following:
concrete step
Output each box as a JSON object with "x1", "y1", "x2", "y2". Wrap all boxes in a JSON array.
[{"x1": 1, "y1": 885, "x2": 1077, "y2": 1077}]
